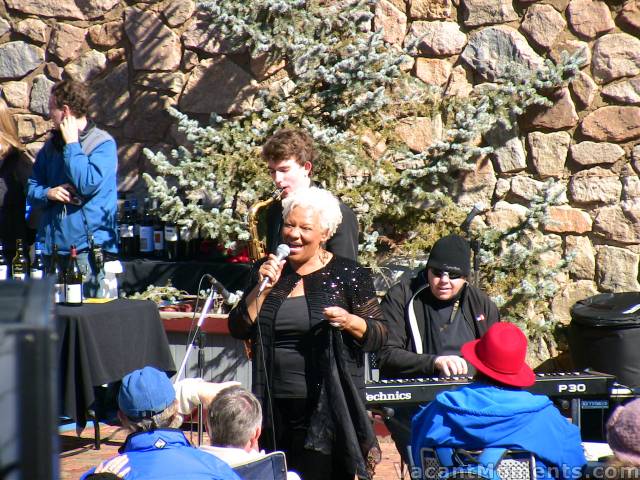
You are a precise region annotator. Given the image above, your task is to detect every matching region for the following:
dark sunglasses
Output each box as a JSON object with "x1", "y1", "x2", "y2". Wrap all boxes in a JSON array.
[{"x1": 429, "y1": 268, "x2": 463, "y2": 280}]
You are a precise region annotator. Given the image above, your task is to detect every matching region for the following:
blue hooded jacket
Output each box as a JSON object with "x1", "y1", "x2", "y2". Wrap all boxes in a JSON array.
[{"x1": 411, "y1": 383, "x2": 586, "y2": 480}]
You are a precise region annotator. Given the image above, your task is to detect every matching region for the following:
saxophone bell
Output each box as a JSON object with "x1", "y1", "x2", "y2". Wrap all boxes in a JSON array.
[{"x1": 247, "y1": 188, "x2": 284, "y2": 261}]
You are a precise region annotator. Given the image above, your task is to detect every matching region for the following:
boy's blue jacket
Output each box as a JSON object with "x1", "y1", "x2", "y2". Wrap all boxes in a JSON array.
[
  {"x1": 27, "y1": 126, "x2": 118, "y2": 255},
  {"x1": 411, "y1": 383, "x2": 586, "y2": 480},
  {"x1": 80, "y1": 429, "x2": 241, "y2": 480}
]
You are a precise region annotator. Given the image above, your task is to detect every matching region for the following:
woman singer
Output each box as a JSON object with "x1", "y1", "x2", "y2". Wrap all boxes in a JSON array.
[{"x1": 228, "y1": 187, "x2": 387, "y2": 480}]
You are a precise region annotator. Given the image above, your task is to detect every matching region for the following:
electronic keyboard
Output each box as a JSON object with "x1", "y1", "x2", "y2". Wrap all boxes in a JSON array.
[{"x1": 365, "y1": 371, "x2": 616, "y2": 405}]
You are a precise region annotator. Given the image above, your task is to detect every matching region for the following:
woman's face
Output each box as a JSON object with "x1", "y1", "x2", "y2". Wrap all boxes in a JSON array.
[{"x1": 282, "y1": 206, "x2": 328, "y2": 265}]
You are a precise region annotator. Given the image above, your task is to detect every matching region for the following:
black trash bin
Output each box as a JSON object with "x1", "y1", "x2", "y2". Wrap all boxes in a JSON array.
[{"x1": 569, "y1": 292, "x2": 640, "y2": 388}]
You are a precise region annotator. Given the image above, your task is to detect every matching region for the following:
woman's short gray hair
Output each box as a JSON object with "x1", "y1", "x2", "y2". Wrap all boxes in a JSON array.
[
  {"x1": 126, "y1": 400, "x2": 183, "y2": 432},
  {"x1": 281, "y1": 187, "x2": 342, "y2": 239}
]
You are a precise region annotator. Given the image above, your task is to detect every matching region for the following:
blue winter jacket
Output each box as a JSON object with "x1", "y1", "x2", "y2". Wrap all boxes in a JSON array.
[
  {"x1": 411, "y1": 383, "x2": 586, "y2": 480},
  {"x1": 80, "y1": 429, "x2": 241, "y2": 480},
  {"x1": 27, "y1": 127, "x2": 118, "y2": 255}
]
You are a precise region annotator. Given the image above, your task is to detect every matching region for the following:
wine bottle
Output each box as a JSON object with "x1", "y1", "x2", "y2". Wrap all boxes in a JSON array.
[
  {"x1": 139, "y1": 198, "x2": 154, "y2": 256},
  {"x1": 11, "y1": 238, "x2": 28, "y2": 280},
  {"x1": 152, "y1": 199, "x2": 165, "y2": 258},
  {"x1": 30, "y1": 242, "x2": 45, "y2": 279},
  {"x1": 164, "y1": 221, "x2": 178, "y2": 261},
  {"x1": 179, "y1": 225, "x2": 193, "y2": 260},
  {"x1": 130, "y1": 197, "x2": 140, "y2": 257},
  {"x1": 119, "y1": 200, "x2": 133, "y2": 257},
  {"x1": 0, "y1": 242, "x2": 8, "y2": 280},
  {"x1": 49, "y1": 244, "x2": 65, "y2": 303},
  {"x1": 65, "y1": 244, "x2": 83, "y2": 306}
]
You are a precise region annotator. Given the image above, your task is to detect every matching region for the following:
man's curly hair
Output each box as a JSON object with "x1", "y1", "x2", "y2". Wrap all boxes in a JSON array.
[
  {"x1": 51, "y1": 79, "x2": 90, "y2": 117},
  {"x1": 261, "y1": 128, "x2": 317, "y2": 167}
]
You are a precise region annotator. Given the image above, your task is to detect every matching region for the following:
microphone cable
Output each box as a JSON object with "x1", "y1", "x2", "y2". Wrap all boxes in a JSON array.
[
  {"x1": 250, "y1": 259, "x2": 278, "y2": 451},
  {"x1": 185, "y1": 274, "x2": 215, "y2": 358}
]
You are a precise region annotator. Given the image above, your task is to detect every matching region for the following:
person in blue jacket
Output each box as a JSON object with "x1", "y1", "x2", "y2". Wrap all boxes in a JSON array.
[
  {"x1": 411, "y1": 322, "x2": 586, "y2": 480},
  {"x1": 27, "y1": 79, "x2": 118, "y2": 297},
  {"x1": 81, "y1": 366, "x2": 241, "y2": 480}
]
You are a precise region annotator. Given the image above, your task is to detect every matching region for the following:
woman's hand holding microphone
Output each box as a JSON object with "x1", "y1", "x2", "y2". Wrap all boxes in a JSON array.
[
  {"x1": 246, "y1": 253, "x2": 287, "y2": 322},
  {"x1": 258, "y1": 253, "x2": 286, "y2": 294}
]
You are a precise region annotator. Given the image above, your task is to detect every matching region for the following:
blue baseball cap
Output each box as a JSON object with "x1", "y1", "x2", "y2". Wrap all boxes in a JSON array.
[{"x1": 118, "y1": 366, "x2": 175, "y2": 419}]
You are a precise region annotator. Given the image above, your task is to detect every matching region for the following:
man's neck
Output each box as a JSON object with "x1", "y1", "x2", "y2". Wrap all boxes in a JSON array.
[{"x1": 76, "y1": 116, "x2": 88, "y2": 132}]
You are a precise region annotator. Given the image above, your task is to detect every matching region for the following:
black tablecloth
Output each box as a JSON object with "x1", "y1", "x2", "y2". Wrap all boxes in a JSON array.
[
  {"x1": 118, "y1": 259, "x2": 252, "y2": 296},
  {"x1": 56, "y1": 298, "x2": 176, "y2": 427}
]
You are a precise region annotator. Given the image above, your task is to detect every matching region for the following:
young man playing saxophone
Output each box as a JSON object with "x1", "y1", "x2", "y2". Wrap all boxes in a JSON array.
[{"x1": 261, "y1": 128, "x2": 359, "y2": 260}]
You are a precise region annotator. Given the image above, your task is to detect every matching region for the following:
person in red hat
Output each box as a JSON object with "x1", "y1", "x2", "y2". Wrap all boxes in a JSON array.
[{"x1": 411, "y1": 323, "x2": 586, "y2": 480}]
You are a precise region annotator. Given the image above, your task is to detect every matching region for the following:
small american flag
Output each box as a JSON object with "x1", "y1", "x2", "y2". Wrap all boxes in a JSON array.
[{"x1": 476, "y1": 314, "x2": 485, "y2": 322}]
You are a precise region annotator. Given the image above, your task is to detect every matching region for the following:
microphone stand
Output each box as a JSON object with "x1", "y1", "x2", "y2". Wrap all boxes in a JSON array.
[
  {"x1": 174, "y1": 287, "x2": 218, "y2": 445},
  {"x1": 196, "y1": 331, "x2": 205, "y2": 446},
  {"x1": 470, "y1": 238, "x2": 480, "y2": 287},
  {"x1": 460, "y1": 205, "x2": 482, "y2": 288}
]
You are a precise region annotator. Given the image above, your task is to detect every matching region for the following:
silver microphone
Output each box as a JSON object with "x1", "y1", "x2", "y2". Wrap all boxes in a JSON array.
[
  {"x1": 204, "y1": 274, "x2": 240, "y2": 305},
  {"x1": 257, "y1": 244, "x2": 291, "y2": 296}
]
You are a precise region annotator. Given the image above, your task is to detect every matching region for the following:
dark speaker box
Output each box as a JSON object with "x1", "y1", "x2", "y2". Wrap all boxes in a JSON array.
[
  {"x1": 570, "y1": 292, "x2": 640, "y2": 388},
  {"x1": 0, "y1": 278, "x2": 57, "y2": 480}
]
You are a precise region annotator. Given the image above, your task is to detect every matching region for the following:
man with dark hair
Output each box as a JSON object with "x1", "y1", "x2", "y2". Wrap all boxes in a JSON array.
[
  {"x1": 80, "y1": 367, "x2": 241, "y2": 480},
  {"x1": 261, "y1": 128, "x2": 359, "y2": 260},
  {"x1": 377, "y1": 234, "x2": 500, "y2": 462},
  {"x1": 201, "y1": 386, "x2": 300, "y2": 480},
  {"x1": 27, "y1": 79, "x2": 118, "y2": 297}
]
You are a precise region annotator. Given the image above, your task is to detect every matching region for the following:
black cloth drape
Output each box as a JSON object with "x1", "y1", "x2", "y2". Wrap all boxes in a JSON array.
[
  {"x1": 117, "y1": 259, "x2": 251, "y2": 296},
  {"x1": 57, "y1": 298, "x2": 175, "y2": 427}
]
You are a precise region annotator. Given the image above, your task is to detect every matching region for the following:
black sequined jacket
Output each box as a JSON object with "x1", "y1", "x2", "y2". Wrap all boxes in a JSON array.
[{"x1": 228, "y1": 255, "x2": 387, "y2": 479}]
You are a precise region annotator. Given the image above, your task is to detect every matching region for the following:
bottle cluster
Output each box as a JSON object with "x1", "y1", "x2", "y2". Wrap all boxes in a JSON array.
[
  {"x1": 118, "y1": 197, "x2": 200, "y2": 260},
  {"x1": 0, "y1": 240, "x2": 84, "y2": 306},
  {"x1": 0, "y1": 239, "x2": 45, "y2": 281}
]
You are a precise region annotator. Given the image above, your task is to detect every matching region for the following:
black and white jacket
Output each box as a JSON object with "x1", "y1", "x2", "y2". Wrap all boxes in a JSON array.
[{"x1": 377, "y1": 270, "x2": 500, "y2": 379}]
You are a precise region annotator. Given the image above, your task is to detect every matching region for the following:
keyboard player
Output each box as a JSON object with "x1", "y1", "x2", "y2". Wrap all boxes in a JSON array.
[{"x1": 377, "y1": 234, "x2": 500, "y2": 463}]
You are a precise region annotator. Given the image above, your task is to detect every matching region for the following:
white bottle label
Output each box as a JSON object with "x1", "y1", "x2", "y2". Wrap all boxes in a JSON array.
[
  {"x1": 154, "y1": 230, "x2": 164, "y2": 250},
  {"x1": 66, "y1": 283, "x2": 83, "y2": 304},
  {"x1": 0, "y1": 265, "x2": 7, "y2": 280},
  {"x1": 164, "y1": 226, "x2": 178, "y2": 242},
  {"x1": 179, "y1": 226, "x2": 192, "y2": 242},
  {"x1": 13, "y1": 273, "x2": 26, "y2": 281},
  {"x1": 139, "y1": 226, "x2": 154, "y2": 252},
  {"x1": 120, "y1": 224, "x2": 134, "y2": 238},
  {"x1": 55, "y1": 283, "x2": 66, "y2": 303},
  {"x1": 30, "y1": 269, "x2": 44, "y2": 279}
]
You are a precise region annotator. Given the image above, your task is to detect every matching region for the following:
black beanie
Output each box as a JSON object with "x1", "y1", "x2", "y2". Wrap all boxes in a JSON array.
[{"x1": 426, "y1": 234, "x2": 471, "y2": 276}]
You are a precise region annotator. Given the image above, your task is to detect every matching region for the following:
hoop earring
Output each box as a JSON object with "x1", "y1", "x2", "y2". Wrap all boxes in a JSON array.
[{"x1": 318, "y1": 248, "x2": 329, "y2": 265}]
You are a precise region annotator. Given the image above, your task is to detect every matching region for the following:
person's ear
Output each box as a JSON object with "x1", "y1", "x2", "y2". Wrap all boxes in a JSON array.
[
  {"x1": 250, "y1": 426, "x2": 261, "y2": 450},
  {"x1": 62, "y1": 105, "x2": 72, "y2": 119},
  {"x1": 302, "y1": 161, "x2": 312, "y2": 176}
]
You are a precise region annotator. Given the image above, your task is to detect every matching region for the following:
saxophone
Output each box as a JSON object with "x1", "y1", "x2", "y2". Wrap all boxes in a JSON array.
[{"x1": 247, "y1": 188, "x2": 283, "y2": 261}]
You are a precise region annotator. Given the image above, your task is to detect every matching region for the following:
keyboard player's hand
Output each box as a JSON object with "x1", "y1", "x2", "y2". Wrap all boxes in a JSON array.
[{"x1": 434, "y1": 355, "x2": 468, "y2": 377}]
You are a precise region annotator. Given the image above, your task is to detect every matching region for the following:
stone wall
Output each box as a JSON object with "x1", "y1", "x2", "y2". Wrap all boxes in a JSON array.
[{"x1": 1, "y1": 0, "x2": 640, "y2": 321}]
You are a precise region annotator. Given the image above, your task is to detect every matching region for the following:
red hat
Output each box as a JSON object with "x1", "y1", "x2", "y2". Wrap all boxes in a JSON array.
[{"x1": 461, "y1": 322, "x2": 535, "y2": 388}]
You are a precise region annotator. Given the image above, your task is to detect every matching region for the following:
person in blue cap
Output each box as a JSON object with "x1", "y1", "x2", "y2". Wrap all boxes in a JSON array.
[{"x1": 80, "y1": 366, "x2": 241, "y2": 480}]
